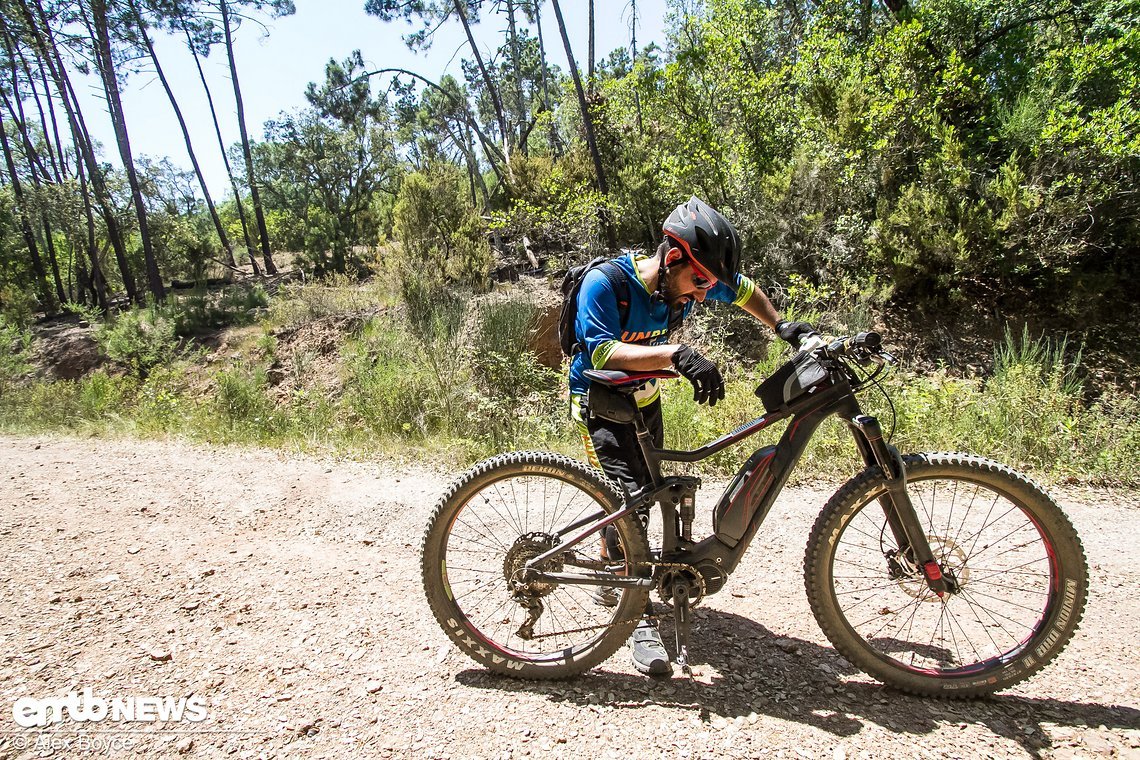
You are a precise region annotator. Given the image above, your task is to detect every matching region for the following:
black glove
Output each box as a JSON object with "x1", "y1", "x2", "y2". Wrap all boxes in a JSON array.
[
  {"x1": 671, "y1": 345, "x2": 725, "y2": 406},
  {"x1": 775, "y1": 320, "x2": 819, "y2": 349}
]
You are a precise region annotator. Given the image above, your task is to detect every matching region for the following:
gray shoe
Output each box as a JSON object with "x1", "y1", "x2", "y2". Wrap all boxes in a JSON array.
[
  {"x1": 629, "y1": 620, "x2": 672, "y2": 676},
  {"x1": 590, "y1": 586, "x2": 619, "y2": 607}
]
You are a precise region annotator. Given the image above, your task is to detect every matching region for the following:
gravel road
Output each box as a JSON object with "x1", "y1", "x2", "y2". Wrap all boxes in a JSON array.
[{"x1": 1, "y1": 435, "x2": 1137, "y2": 759}]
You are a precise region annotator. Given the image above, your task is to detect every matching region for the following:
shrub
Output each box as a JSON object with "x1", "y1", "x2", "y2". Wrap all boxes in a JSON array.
[
  {"x1": 96, "y1": 305, "x2": 178, "y2": 379},
  {"x1": 267, "y1": 276, "x2": 386, "y2": 328},
  {"x1": 393, "y1": 165, "x2": 492, "y2": 291},
  {"x1": 0, "y1": 316, "x2": 32, "y2": 388},
  {"x1": 211, "y1": 366, "x2": 276, "y2": 441},
  {"x1": 342, "y1": 319, "x2": 442, "y2": 437},
  {"x1": 77, "y1": 371, "x2": 136, "y2": 422},
  {"x1": 172, "y1": 284, "x2": 269, "y2": 336}
]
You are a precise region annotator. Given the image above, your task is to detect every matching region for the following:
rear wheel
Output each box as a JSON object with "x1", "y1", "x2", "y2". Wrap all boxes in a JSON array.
[
  {"x1": 805, "y1": 453, "x2": 1087, "y2": 697},
  {"x1": 422, "y1": 451, "x2": 651, "y2": 679}
]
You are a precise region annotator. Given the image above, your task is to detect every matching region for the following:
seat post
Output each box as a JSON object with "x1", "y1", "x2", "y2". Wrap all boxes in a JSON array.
[{"x1": 631, "y1": 406, "x2": 664, "y2": 488}]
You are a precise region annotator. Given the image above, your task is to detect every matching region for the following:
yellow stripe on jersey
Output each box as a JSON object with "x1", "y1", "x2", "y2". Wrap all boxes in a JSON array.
[{"x1": 732, "y1": 275, "x2": 756, "y2": 307}]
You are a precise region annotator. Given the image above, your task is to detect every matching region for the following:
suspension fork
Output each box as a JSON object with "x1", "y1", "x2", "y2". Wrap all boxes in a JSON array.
[{"x1": 848, "y1": 415, "x2": 954, "y2": 597}]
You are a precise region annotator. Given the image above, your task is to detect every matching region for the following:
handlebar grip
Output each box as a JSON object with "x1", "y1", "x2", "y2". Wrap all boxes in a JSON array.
[{"x1": 827, "y1": 331, "x2": 882, "y2": 357}]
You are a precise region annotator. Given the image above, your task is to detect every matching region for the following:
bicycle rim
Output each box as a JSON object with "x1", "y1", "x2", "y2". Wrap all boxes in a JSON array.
[
  {"x1": 438, "y1": 466, "x2": 644, "y2": 666},
  {"x1": 828, "y1": 472, "x2": 1063, "y2": 678}
]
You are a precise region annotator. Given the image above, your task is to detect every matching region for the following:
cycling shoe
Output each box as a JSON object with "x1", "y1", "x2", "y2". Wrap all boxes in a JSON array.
[{"x1": 629, "y1": 620, "x2": 672, "y2": 676}]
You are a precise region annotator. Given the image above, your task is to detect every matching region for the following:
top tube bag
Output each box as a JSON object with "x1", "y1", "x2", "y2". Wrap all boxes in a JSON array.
[{"x1": 756, "y1": 351, "x2": 830, "y2": 413}]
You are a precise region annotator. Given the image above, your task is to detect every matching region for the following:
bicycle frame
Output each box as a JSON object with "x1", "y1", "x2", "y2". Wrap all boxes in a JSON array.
[{"x1": 527, "y1": 362, "x2": 950, "y2": 598}]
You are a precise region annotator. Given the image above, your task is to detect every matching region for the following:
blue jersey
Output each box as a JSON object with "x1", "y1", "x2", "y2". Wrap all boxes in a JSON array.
[{"x1": 568, "y1": 253, "x2": 757, "y2": 405}]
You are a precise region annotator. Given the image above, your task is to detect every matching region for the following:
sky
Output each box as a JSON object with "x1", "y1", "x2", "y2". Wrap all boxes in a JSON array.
[{"x1": 70, "y1": 0, "x2": 671, "y2": 199}]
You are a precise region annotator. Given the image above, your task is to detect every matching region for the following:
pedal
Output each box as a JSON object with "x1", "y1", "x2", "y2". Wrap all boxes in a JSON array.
[{"x1": 671, "y1": 583, "x2": 693, "y2": 678}]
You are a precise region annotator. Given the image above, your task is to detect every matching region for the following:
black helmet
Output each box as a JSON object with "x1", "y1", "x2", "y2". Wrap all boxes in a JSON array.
[{"x1": 662, "y1": 196, "x2": 741, "y2": 283}]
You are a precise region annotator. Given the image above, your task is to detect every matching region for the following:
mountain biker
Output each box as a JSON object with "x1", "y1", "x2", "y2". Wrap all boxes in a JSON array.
[{"x1": 569, "y1": 196, "x2": 816, "y2": 676}]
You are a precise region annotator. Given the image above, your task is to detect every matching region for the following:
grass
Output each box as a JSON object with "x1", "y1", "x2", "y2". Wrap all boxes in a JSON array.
[{"x1": 1, "y1": 282, "x2": 1137, "y2": 487}]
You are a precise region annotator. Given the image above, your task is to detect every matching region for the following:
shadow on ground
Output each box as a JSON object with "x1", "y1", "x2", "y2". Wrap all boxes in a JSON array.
[{"x1": 456, "y1": 608, "x2": 1139, "y2": 759}]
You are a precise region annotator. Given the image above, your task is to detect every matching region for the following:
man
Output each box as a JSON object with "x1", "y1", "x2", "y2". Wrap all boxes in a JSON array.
[{"x1": 568, "y1": 196, "x2": 815, "y2": 676}]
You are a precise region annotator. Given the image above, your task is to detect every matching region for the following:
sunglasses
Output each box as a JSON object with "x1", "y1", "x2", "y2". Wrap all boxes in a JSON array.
[{"x1": 687, "y1": 257, "x2": 716, "y2": 290}]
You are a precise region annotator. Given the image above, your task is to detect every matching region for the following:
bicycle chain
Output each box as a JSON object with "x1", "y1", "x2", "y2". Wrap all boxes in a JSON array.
[{"x1": 527, "y1": 561, "x2": 701, "y2": 641}]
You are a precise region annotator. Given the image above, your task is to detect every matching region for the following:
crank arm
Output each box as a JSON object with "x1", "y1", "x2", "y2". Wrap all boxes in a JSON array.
[{"x1": 672, "y1": 583, "x2": 692, "y2": 677}]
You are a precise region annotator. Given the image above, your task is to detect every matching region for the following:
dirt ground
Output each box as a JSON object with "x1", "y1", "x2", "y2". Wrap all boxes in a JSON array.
[{"x1": 0, "y1": 434, "x2": 1137, "y2": 759}]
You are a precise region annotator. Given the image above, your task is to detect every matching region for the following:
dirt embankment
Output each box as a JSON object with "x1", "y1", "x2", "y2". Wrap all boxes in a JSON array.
[{"x1": 1, "y1": 435, "x2": 1137, "y2": 759}]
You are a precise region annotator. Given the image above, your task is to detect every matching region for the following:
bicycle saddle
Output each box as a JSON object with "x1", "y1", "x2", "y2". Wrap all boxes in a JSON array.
[{"x1": 583, "y1": 369, "x2": 680, "y2": 389}]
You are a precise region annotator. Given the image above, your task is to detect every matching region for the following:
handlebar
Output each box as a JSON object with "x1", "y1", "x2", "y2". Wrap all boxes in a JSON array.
[
  {"x1": 828, "y1": 331, "x2": 881, "y2": 356},
  {"x1": 799, "y1": 330, "x2": 895, "y2": 368}
]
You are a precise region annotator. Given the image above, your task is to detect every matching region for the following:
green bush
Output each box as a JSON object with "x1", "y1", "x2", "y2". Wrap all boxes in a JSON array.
[
  {"x1": 77, "y1": 371, "x2": 136, "y2": 422},
  {"x1": 96, "y1": 305, "x2": 178, "y2": 379},
  {"x1": 0, "y1": 284, "x2": 37, "y2": 328},
  {"x1": 342, "y1": 319, "x2": 442, "y2": 437},
  {"x1": 136, "y1": 365, "x2": 189, "y2": 434},
  {"x1": 393, "y1": 164, "x2": 492, "y2": 291},
  {"x1": 211, "y1": 366, "x2": 276, "y2": 441},
  {"x1": 172, "y1": 284, "x2": 269, "y2": 336},
  {"x1": 0, "y1": 316, "x2": 32, "y2": 388}
]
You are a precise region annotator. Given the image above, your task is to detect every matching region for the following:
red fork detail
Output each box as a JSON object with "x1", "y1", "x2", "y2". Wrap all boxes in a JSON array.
[{"x1": 923, "y1": 561, "x2": 945, "y2": 598}]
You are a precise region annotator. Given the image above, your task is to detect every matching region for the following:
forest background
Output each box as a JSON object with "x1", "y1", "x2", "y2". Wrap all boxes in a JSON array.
[{"x1": 0, "y1": 0, "x2": 1137, "y2": 485}]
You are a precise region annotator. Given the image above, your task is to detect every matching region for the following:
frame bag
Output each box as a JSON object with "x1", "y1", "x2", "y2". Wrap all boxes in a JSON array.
[{"x1": 756, "y1": 351, "x2": 830, "y2": 412}]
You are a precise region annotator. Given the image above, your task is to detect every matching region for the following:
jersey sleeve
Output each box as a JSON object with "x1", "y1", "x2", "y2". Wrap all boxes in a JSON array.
[
  {"x1": 707, "y1": 272, "x2": 757, "y2": 307},
  {"x1": 575, "y1": 268, "x2": 622, "y2": 369}
]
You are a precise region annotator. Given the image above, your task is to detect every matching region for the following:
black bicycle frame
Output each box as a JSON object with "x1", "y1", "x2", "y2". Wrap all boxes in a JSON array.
[{"x1": 527, "y1": 365, "x2": 948, "y2": 596}]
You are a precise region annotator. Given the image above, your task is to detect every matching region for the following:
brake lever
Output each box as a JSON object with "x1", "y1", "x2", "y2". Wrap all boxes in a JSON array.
[{"x1": 798, "y1": 334, "x2": 828, "y2": 353}]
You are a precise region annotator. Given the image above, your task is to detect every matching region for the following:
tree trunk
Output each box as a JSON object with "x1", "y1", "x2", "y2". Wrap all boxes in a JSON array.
[
  {"x1": 451, "y1": 0, "x2": 510, "y2": 161},
  {"x1": 531, "y1": 1, "x2": 562, "y2": 156},
  {"x1": 505, "y1": 0, "x2": 527, "y2": 155},
  {"x1": 630, "y1": 0, "x2": 637, "y2": 62},
  {"x1": 89, "y1": 0, "x2": 165, "y2": 302},
  {"x1": 0, "y1": 115, "x2": 53, "y2": 310},
  {"x1": 181, "y1": 18, "x2": 260, "y2": 275},
  {"x1": 221, "y1": 0, "x2": 276, "y2": 275},
  {"x1": 75, "y1": 149, "x2": 109, "y2": 311},
  {"x1": 18, "y1": 0, "x2": 138, "y2": 304},
  {"x1": 36, "y1": 54, "x2": 67, "y2": 178},
  {"x1": 14, "y1": 43, "x2": 63, "y2": 183},
  {"x1": 587, "y1": 0, "x2": 595, "y2": 93},
  {"x1": 630, "y1": 0, "x2": 642, "y2": 133},
  {"x1": 549, "y1": 0, "x2": 615, "y2": 250},
  {"x1": 131, "y1": 0, "x2": 237, "y2": 269},
  {"x1": 1, "y1": 34, "x2": 67, "y2": 305}
]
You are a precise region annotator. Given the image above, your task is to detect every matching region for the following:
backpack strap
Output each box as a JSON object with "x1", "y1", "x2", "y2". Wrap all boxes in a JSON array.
[
  {"x1": 606, "y1": 258, "x2": 683, "y2": 340},
  {"x1": 598, "y1": 260, "x2": 683, "y2": 342},
  {"x1": 598, "y1": 261, "x2": 631, "y2": 330}
]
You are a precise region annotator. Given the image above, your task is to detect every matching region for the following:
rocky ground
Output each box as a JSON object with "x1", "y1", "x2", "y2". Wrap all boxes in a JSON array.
[{"x1": 0, "y1": 434, "x2": 1137, "y2": 759}]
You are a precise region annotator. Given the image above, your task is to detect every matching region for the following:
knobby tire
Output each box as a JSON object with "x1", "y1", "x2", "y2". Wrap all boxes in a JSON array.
[
  {"x1": 421, "y1": 451, "x2": 651, "y2": 679},
  {"x1": 805, "y1": 452, "x2": 1087, "y2": 697}
]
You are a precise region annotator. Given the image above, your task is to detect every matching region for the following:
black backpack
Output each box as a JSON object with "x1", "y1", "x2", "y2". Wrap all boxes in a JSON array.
[
  {"x1": 558, "y1": 256, "x2": 684, "y2": 357},
  {"x1": 558, "y1": 258, "x2": 631, "y2": 357}
]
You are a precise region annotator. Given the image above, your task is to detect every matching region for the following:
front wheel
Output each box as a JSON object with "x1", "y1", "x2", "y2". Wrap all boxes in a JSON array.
[
  {"x1": 805, "y1": 453, "x2": 1087, "y2": 697},
  {"x1": 422, "y1": 451, "x2": 651, "y2": 679}
]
